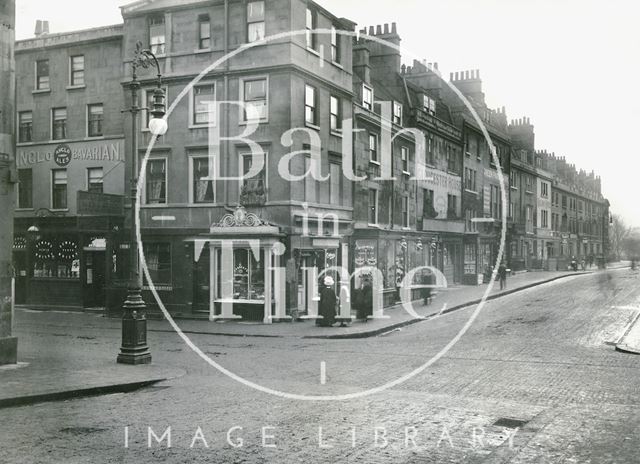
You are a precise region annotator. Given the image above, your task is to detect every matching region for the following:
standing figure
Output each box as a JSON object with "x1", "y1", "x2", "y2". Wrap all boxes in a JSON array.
[
  {"x1": 498, "y1": 261, "x2": 508, "y2": 290},
  {"x1": 360, "y1": 277, "x2": 373, "y2": 321},
  {"x1": 317, "y1": 276, "x2": 337, "y2": 327}
]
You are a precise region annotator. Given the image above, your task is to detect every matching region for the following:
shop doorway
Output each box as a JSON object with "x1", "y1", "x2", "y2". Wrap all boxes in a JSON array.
[{"x1": 83, "y1": 250, "x2": 106, "y2": 308}]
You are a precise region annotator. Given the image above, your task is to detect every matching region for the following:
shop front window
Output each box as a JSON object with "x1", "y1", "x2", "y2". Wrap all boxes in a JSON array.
[
  {"x1": 231, "y1": 249, "x2": 265, "y2": 301},
  {"x1": 143, "y1": 242, "x2": 171, "y2": 285},
  {"x1": 395, "y1": 240, "x2": 407, "y2": 288},
  {"x1": 464, "y1": 243, "x2": 476, "y2": 275},
  {"x1": 354, "y1": 240, "x2": 377, "y2": 287},
  {"x1": 32, "y1": 237, "x2": 79, "y2": 279}
]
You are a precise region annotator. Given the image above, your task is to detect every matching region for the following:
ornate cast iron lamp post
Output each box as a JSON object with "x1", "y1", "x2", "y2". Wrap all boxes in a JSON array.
[{"x1": 117, "y1": 42, "x2": 167, "y2": 364}]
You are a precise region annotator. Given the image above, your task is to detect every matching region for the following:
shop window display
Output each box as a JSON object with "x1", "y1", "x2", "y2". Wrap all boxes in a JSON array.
[
  {"x1": 231, "y1": 249, "x2": 265, "y2": 301},
  {"x1": 32, "y1": 238, "x2": 79, "y2": 279}
]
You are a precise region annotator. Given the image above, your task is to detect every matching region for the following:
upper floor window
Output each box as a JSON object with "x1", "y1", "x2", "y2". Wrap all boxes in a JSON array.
[
  {"x1": 541, "y1": 181, "x2": 549, "y2": 198},
  {"x1": 510, "y1": 170, "x2": 518, "y2": 189},
  {"x1": 464, "y1": 167, "x2": 477, "y2": 192},
  {"x1": 368, "y1": 188, "x2": 378, "y2": 224},
  {"x1": 401, "y1": 146, "x2": 409, "y2": 174},
  {"x1": 330, "y1": 96, "x2": 341, "y2": 132},
  {"x1": 17, "y1": 169, "x2": 33, "y2": 209},
  {"x1": 423, "y1": 95, "x2": 436, "y2": 115},
  {"x1": 247, "y1": 1, "x2": 265, "y2": 43},
  {"x1": 193, "y1": 83, "x2": 216, "y2": 126},
  {"x1": 149, "y1": 16, "x2": 166, "y2": 55},
  {"x1": 242, "y1": 78, "x2": 268, "y2": 122},
  {"x1": 402, "y1": 195, "x2": 409, "y2": 227},
  {"x1": 18, "y1": 111, "x2": 32, "y2": 143},
  {"x1": 70, "y1": 55, "x2": 84, "y2": 86},
  {"x1": 393, "y1": 101, "x2": 403, "y2": 125},
  {"x1": 240, "y1": 152, "x2": 267, "y2": 199},
  {"x1": 51, "y1": 108, "x2": 67, "y2": 140},
  {"x1": 329, "y1": 160, "x2": 342, "y2": 206},
  {"x1": 36, "y1": 60, "x2": 49, "y2": 90},
  {"x1": 362, "y1": 85, "x2": 373, "y2": 111},
  {"x1": 331, "y1": 26, "x2": 341, "y2": 63},
  {"x1": 427, "y1": 135, "x2": 435, "y2": 165},
  {"x1": 87, "y1": 167, "x2": 104, "y2": 194},
  {"x1": 198, "y1": 14, "x2": 211, "y2": 49},
  {"x1": 51, "y1": 169, "x2": 68, "y2": 209},
  {"x1": 423, "y1": 188, "x2": 435, "y2": 218},
  {"x1": 146, "y1": 158, "x2": 167, "y2": 204},
  {"x1": 305, "y1": 8, "x2": 317, "y2": 50},
  {"x1": 87, "y1": 104, "x2": 104, "y2": 137},
  {"x1": 368, "y1": 133, "x2": 378, "y2": 163},
  {"x1": 525, "y1": 175, "x2": 533, "y2": 192},
  {"x1": 191, "y1": 156, "x2": 215, "y2": 204},
  {"x1": 304, "y1": 84, "x2": 317, "y2": 126}
]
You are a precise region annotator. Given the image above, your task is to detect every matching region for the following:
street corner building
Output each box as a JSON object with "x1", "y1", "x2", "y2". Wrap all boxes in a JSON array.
[{"x1": 11, "y1": 0, "x2": 610, "y2": 322}]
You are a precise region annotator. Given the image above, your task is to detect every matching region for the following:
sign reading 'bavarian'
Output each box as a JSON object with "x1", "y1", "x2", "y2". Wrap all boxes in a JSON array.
[{"x1": 16, "y1": 139, "x2": 123, "y2": 167}]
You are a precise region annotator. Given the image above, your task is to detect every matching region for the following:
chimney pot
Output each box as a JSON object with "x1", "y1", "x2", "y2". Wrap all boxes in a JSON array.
[
  {"x1": 42, "y1": 20, "x2": 49, "y2": 34},
  {"x1": 376, "y1": 25, "x2": 382, "y2": 35},
  {"x1": 392, "y1": 22, "x2": 397, "y2": 34},
  {"x1": 34, "y1": 19, "x2": 43, "y2": 36},
  {"x1": 450, "y1": 72, "x2": 453, "y2": 81},
  {"x1": 384, "y1": 23, "x2": 389, "y2": 34},
  {"x1": 434, "y1": 62, "x2": 438, "y2": 69},
  {"x1": 369, "y1": 26, "x2": 375, "y2": 35}
]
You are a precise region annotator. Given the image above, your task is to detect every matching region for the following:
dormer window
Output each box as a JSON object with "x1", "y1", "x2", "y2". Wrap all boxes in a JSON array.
[
  {"x1": 393, "y1": 101, "x2": 403, "y2": 125},
  {"x1": 423, "y1": 95, "x2": 436, "y2": 115},
  {"x1": 362, "y1": 85, "x2": 373, "y2": 110}
]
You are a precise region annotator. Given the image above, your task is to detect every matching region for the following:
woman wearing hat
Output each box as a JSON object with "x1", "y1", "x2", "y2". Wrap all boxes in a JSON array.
[{"x1": 317, "y1": 276, "x2": 337, "y2": 327}]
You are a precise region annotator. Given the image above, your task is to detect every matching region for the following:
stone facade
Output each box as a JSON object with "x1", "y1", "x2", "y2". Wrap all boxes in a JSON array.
[{"x1": 10, "y1": 0, "x2": 611, "y2": 320}]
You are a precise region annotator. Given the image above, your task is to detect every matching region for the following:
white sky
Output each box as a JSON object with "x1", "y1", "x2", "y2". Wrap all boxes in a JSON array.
[{"x1": 14, "y1": 0, "x2": 640, "y2": 226}]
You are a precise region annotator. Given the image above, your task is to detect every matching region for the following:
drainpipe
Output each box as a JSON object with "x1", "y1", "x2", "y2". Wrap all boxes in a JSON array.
[{"x1": 223, "y1": 0, "x2": 230, "y2": 208}]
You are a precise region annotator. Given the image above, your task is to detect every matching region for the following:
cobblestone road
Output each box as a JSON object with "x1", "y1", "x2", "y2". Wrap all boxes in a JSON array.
[{"x1": 2, "y1": 268, "x2": 640, "y2": 463}]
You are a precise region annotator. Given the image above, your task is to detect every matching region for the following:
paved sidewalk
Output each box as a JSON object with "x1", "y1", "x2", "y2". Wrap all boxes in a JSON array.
[{"x1": 150, "y1": 269, "x2": 601, "y2": 339}]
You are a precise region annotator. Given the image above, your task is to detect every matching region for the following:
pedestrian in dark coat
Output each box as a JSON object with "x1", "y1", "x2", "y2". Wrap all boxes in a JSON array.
[
  {"x1": 360, "y1": 278, "x2": 373, "y2": 321},
  {"x1": 317, "y1": 276, "x2": 337, "y2": 327},
  {"x1": 498, "y1": 261, "x2": 508, "y2": 290}
]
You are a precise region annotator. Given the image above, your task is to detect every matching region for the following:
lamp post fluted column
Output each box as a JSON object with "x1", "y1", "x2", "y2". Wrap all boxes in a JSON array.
[{"x1": 117, "y1": 42, "x2": 166, "y2": 364}]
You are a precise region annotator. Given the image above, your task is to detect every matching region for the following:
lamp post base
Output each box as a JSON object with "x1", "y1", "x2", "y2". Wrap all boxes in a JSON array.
[{"x1": 117, "y1": 290, "x2": 152, "y2": 365}]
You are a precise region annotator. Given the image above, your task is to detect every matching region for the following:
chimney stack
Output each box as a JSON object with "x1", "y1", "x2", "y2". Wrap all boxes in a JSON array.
[{"x1": 34, "y1": 19, "x2": 49, "y2": 37}]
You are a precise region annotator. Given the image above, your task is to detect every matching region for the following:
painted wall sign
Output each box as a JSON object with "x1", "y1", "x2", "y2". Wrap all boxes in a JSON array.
[{"x1": 17, "y1": 139, "x2": 124, "y2": 167}]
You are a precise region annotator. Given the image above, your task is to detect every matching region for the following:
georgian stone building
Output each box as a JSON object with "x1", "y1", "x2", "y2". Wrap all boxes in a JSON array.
[
  {"x1": 447, "y1": 71, "x2": 512, "y2": 284},
  {"x1": 117, "y1": 0, "x2": 355, "y2": 320},
  {"x1": 13, "y1": 24, "x2": 126, "y2": 309},
  {"x1": 11, "y1": 0, "x2": 610, "y2": 319}
]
